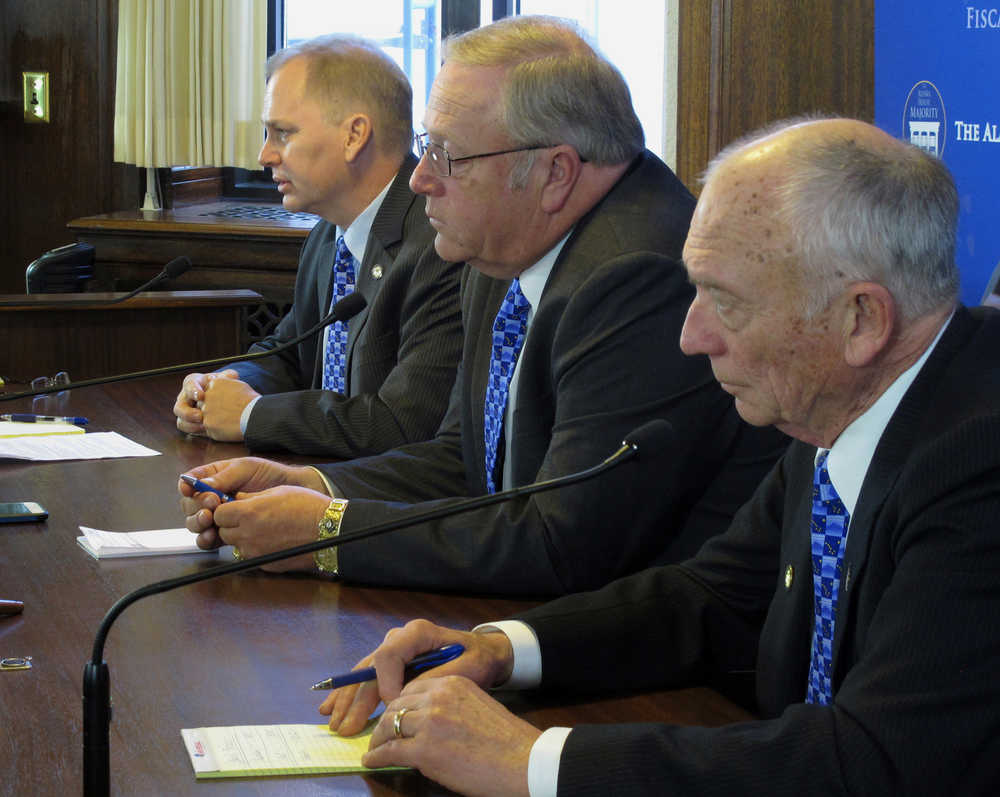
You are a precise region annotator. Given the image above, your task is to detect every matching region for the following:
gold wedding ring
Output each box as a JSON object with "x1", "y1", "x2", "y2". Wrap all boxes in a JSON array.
[
  {"x1": 232, "y1": 547, "x2": 243, "y2": 561},
  {"x1": 393, "y1": 706, "x2": 410, "y2": 739}
]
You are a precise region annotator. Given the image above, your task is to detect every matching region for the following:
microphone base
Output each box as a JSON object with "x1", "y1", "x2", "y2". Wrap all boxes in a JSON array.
[{"x1": 83, "y1": 661, "x2": 111, "y2": 797}]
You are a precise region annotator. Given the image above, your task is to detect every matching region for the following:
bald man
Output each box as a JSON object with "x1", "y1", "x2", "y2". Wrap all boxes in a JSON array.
[{"x1": 322, "y1": 117, "x2": 1000, "y2": 796}]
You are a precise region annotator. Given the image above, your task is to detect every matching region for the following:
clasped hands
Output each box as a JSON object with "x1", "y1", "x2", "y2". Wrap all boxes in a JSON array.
[
  {"x1": 320, "y1": 619, "x2": 540, "y2": 797},
  {"x1": 174, "y1": 370, "x2": 260, "y2": 441},
  {"x1": 178, "y1": 457, "x2": 330, "y2": 571}
]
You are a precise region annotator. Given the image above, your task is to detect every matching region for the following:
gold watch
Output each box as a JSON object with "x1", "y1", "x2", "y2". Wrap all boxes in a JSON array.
[{"x1": 315, "y1": 498, "x2": 349, "y2": 574}]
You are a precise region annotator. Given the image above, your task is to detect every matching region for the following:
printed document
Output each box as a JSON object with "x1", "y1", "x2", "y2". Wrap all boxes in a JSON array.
[{"x1": 0, "y1": 431, "x2": 158, "y2": 461}]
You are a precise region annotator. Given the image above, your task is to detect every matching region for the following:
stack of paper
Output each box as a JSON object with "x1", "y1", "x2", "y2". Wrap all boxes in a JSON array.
[
  {"x1": 0, "y1": 431, "x2": 158, "y2": 461},
  {"x1": 76, "y1": 526, "x2": 216, "y2": 559}
]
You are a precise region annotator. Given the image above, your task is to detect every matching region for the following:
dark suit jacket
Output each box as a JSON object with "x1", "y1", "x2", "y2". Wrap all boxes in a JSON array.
[
  {"x1": 520, "y1": 305, "x2": 1000, "y2": 794},
  {"x1": 231, "y1": 155, "x2": 464, "y2": 457},
  {"x1": 317, "y1": 151, "x2": 790, "y2": 595}
]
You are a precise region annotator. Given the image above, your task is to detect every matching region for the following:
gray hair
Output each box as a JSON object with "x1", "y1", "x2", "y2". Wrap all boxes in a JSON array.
[
  {"x1": 444, "y1": 15, "x2": 644, "y2": 167},
  {"x1": 267, "y1": 35, "x2": 413, "y2": 157},
  {"x1": 706, "y1": 117, "x2": 960, "y2": 321}
]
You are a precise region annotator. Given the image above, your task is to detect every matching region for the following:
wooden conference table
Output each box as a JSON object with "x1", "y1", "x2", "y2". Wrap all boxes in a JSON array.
[{"x1": 0, "y1": 376, "x2": 753, "y2": 795}]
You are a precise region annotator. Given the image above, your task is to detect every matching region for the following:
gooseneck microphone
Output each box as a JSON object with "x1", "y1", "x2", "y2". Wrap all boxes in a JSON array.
[
  {"x1": 0, "y1": 292, "x2": 368, "y2": 403},
  {"x1": 100, "y1": 255, "x2": 194, "y2": 305},
  {"x1": 82, "y1": 420, "x2": 673, "y2": 796}
]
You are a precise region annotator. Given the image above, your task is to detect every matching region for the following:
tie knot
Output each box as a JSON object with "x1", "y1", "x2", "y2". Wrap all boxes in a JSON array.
[
  {"x1": 506, "y1": 278, "x2": 531, "y2": 316},
  {"x1": 813, "y1": 450, "x2": 840, "y2": 494},
  {"x1": 335, "y1": 236, "x2": 354, "y2": 271}
]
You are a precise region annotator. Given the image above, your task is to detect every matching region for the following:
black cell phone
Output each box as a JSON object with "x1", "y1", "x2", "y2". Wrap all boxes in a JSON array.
[{"x1": 0, "y1": 502, "x2": 48, "y2": 523}]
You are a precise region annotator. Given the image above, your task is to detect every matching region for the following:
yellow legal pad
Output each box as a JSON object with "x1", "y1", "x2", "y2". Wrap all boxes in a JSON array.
[
  {"x1": 180, "y1": 722, "x2": 410, "y2": 779},
  {"x1": 0, "y1": 420, "x2": 84, "y2": 438}
]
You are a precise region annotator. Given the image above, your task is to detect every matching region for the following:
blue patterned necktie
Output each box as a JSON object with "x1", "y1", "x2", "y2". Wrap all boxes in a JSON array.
[
  {"x1": 483, "y1": 278, "x2": 530, "y2": 493},
  {"x1": 321, "y1": 236, "x2": 356, "y2": 394},
  {"x1": 805, "y1": 450, "x2": 851, "y2": 705}
]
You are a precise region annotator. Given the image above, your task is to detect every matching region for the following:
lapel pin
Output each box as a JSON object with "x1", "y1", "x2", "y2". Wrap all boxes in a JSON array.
[{"x1": 371, "y1": 264, "x2": 384, "y2": 280}]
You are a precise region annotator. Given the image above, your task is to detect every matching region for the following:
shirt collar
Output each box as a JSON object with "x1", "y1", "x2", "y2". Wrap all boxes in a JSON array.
[
  {"x1": 337, "y1": 176, "x2": 395, "y2": 263},
  {"x1": 516, "y1": 230, "x2": 573, "y2": 316},
  {"x1": 821, "y1": 311, "x2": 953, "y2": 516}
]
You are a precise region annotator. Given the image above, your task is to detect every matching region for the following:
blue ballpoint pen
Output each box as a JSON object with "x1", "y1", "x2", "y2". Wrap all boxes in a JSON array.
[
  {"x1": 179, "y1": 474, "x2": 235, "y2": 503},
  {"x1": 310, "y1": 643, "x2": 465, "y2": 690},
  {"x1": 1, "y1": 413, "x2": 89, "y2": 425}
]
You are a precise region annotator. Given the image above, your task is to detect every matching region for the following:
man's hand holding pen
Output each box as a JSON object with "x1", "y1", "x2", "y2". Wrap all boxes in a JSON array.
[
  {"x1": 319, "y1": 620, "x2": 513, "y2": 736},
  {"x1": 319, "y1": 619, "x2": 536, "y2": 796},
  {"x1": 178, "y1": 458, "x2": 331, "y2": 570}
]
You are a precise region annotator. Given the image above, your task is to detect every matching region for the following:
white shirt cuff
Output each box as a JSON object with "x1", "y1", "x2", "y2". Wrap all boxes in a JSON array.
[
  {"x1": 528, "y1": 727, "x2": 571, "y2": 797},
  {"x1": 472, "y1": 620, "x2": 542, "y2": 689},
  {"x1": 470, "y1": 621, "x2": 566, "y2": 797},
  {"x1": 239, "y1": 395, "x2": 261, "y2": 436}
]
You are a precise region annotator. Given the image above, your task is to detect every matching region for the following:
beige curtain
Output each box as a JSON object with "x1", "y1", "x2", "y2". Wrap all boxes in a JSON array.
[{"x1": 114, "y1": 0, "x2": 266, "y2": 169}]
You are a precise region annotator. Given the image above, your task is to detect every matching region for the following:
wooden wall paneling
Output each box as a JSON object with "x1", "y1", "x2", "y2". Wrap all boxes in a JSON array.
[
  {"x1": 0, "y1": 290, "x2": 262, "y2": 379},
  {"x1": 166, "y1": 167, "x2": 226, "y2": 207},
  {"x1": 676, "y1": 0, "x2": 718, "y2": 191},
  {"x1": 677, "y1": 0, "x2": 874, "y2": 193},
  {"x1": 828, "y1": 1, "x2": 875, "y2": 118},
  {"x1": 1, "y1": 0, "x2": 140, "y2": 295},
  {"x1": 0, "y1": 4, "x2": 10, "y2": 285},
  {"x1": 722, "y1": 0, "x2": 874, "y2": 142}
]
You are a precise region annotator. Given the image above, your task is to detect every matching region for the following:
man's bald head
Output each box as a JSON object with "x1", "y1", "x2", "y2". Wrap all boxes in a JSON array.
[{"x1": 703, "y1": 117, "x2": 960, "y2": 322}]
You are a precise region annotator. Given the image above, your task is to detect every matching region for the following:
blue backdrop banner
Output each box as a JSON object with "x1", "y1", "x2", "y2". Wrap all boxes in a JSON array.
[{"x1": 875, "y1": 3, "x2": 999, "y2": 304}]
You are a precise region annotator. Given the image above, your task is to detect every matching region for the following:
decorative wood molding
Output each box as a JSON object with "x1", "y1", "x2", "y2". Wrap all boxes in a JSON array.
[{"x1": 676, "y1": 0, "x2": 874, "y2": 193}]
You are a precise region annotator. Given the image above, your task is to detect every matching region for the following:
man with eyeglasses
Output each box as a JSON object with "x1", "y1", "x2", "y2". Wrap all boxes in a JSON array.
[
  {"x1": 173, "y1": 35, "x2": 464, "y2": 458},
  {"x1": 180, "y1": 16, "x2": 788, "y2": 595}
]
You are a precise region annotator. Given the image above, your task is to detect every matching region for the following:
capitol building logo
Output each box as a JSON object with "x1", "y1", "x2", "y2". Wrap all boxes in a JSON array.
[{"x1": 902, "y1": 81, "x2": 947, "y2": 157}]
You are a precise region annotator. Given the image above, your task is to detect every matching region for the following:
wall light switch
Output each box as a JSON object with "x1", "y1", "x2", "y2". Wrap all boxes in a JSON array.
[{"x1": 23, "y1": 71, "x2": 50, "y2": 123}]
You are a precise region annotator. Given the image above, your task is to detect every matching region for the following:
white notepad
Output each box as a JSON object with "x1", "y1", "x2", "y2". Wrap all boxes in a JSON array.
[
  {"x1": 76, "y1": 526, "x2": 216, "y2": 559},
  {"x1": 180, "y1": 723, "x2": 409, "y2": 779}
]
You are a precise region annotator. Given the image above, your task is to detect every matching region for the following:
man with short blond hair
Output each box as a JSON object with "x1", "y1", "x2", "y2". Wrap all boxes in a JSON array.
[{"x1": 174, "y1": 35, "x2": 463, "y2": 458}]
